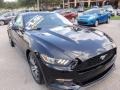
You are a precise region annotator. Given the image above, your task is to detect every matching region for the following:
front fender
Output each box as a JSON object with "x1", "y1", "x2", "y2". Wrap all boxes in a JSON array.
[{"x1": 29, "y1": 38, "x2": 52, "y2": 56}]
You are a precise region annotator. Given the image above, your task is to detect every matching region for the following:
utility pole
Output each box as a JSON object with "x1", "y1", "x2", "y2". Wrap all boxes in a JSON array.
[
  {"x1": 74, "y1": 0, "x2": 77, "y2": 8},
  {"x1": 88, "y1": 0, "x2": 91, "y2": 7},
  {"x1": 37, "y1": 0, "x2": 40, "y2": 11},
  {"x1": 68, "y1": 0, "x2": 70, "y2": 8},
  {"x1": 63, "y1": 0, "x2": 64, "y2": 8}
]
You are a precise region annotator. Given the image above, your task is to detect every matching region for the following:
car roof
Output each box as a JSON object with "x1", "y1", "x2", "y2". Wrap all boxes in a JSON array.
[
  {"x1": 86, "y1": 8, "x2": 100, "y2": 11},
  {"x1": 19, "y1": 11, "x2": 54, "y2": 17}
]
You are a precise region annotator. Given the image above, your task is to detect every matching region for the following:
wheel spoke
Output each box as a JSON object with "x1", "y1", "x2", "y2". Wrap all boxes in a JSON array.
[{"x1": 29, "y1": 55, "x2": 40, "y2": 81}]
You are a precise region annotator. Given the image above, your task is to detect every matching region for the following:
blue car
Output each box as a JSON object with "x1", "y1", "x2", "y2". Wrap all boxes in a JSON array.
[{"x1": 77, "y1": 9, "x2": 111, "y2": 27}]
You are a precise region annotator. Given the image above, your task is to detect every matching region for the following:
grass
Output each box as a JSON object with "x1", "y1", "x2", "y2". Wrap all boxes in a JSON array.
[{"x1": 111, "y1": 16, "x2": 120, "y2": 20}]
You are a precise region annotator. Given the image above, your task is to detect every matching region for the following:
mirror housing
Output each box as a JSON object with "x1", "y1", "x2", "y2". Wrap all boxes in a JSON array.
[
  {"x1": 12, "y1": 25, "x2": 25, "y2": 34},
  {"x1": 12, "y1": 25, "x2": 19, "y2": 30}
]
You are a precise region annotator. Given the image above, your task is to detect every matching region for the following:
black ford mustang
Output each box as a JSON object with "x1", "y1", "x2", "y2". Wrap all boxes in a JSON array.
[{"x1": 7, "y1": 12, "x2": 117, "y2": 90}]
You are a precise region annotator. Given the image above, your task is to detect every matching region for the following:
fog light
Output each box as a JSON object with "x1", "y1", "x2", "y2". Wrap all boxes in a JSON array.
[{"x1": 56, "y1": 79, "x2": 73, "y2": 83}]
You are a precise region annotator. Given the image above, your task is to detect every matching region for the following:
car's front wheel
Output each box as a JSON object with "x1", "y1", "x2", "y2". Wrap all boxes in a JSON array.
[
  {"x1": 94, "y1": 20, "x2": 99, "y2": 27},
  {"x1": 106, "y1": 17, "x2": 110, "y2": 24},
  {"x1": 28, "y1": 52, "x2": 44, "y2": 84},
  {"x1": 8, "y1": 37, "x2": 15, "y2": 47}
]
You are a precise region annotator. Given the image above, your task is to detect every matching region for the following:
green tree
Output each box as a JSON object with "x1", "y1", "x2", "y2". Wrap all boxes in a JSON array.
[
  {"x1": 0, "y1": 0, "x2": 4, "y2": 8},
  {"x1": 4, "y1": 2, "x2": 19, "y2": 9},
  {"x1": 41, "y1": 0, "x2": 62, "y2": 10},
  {"x1": 43, "y1": 0, "x2": 62, "y2": 5},
  {"x1": 18, "y1": 0, "x2": 36, "y2": 8},
  {"x1": 17, "y1": 0, "x2": 62, "y2": 10}
]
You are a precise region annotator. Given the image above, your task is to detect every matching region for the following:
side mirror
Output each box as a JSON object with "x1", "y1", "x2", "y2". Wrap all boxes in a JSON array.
[
  {"x1": 12, "y1": 25, "x2": 25, "y2": 34},
  {"x1": 12, "y1": 25, "x2": 19, "y2": 30}
]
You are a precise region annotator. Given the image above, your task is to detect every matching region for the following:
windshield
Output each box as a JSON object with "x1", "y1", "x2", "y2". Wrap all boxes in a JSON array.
[
  {"x1": 103, "y1": 6, "x2": 113, "y2": 10},
  {"x1": 25, "y1": 13, "x2": 73, "y2": 29},
  {"x1": 67, "y1": 8, "x2": 77, "y2": 13},
  {"x1": 83, "y1": 9, "x2": 99, "y2": 15},
  {"x1": 0, "y1": 11, "x2": 8, "y2": 16},
  {"x1": 0, "y1": 13, "x2": 3, "y2": 15}
]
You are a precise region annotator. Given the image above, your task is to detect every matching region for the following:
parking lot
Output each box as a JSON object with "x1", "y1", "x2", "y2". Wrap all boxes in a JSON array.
[{"x1": 0, "y1": 20, "x2": 120, "y2": 90}]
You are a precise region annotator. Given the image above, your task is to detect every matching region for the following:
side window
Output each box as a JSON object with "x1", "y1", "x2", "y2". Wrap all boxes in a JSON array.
[
  {"x1": 100, "y1": 9, "x2": 104, "y2": 14},
  {"x1": 14, "y1": 15, "x2": 23, "y2": 28},
  {"x1": 4, "y1": 13, "x2": 10, "y2": 17}
]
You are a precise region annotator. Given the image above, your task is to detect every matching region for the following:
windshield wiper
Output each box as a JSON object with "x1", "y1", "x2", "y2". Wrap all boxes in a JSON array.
[
  {"x1": 27, "y1": 27, "x2": 42, "y2": 31},
  {"x1": 33, "y1": 27, "x2": 42, "y2": 30},
  {"x1": 63, "y1": 24, "x2": 81, "y2": 32},
  {"x1": 63, "y1": 24, "x2": 73, "y2": 27}
]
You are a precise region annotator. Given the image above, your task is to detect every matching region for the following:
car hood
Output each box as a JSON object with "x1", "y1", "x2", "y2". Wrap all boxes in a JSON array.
[
  {"x1": 31, "y1": 26, "x2": 115, "y2": 61},
  {"x1": 79, "y1": 14, "x2": 96, "y2": 19}
]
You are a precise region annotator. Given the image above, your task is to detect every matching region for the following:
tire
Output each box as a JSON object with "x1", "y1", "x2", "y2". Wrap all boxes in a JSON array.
[
  {"x1": 9, "y1": 37, "x2": 15, "y2": 47},
  {"x1": 0, "y1": 20, "x2": 5, "y2": 26},
  {"x1": 71, "y1": 18, "x2": 75, "y2": 23},
  {"x1": 28, "y1": 52, "x2": 44, "y2": 84},
  {"x1": 106, "y1": 18, "x2": 110, "y2": 24},
  {"x1": 94, "y1": 20, "x2": 99, "y2": 27}
]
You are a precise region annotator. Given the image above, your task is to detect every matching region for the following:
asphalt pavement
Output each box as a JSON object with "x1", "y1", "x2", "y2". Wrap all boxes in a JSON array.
[{"x1": 0, "y1": 20, "x2": 120, "y2": 90}]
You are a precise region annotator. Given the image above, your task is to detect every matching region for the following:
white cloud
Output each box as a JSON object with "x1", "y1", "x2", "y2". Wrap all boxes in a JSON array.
[{"x1": 4, "y1": 0, "x2": 17, "y2": 2}]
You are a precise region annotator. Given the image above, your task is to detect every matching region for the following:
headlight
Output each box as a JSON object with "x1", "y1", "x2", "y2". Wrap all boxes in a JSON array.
[
  {"x1": 41, "y1": 54, "x2": 71, "y2": 66},
  {"x1": 89, "y1": 16, "x2": 96, "y2": 20}
]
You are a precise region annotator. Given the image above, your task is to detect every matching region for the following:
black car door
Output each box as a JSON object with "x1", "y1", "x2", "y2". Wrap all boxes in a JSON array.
[{"x1": 11, "y1": 15, "x2": 26, "y2": 53}]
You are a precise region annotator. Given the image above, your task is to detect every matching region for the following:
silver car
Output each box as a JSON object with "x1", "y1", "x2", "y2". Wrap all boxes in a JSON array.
[
  {"x1": 117, "y1": 8, "x2": 120, "y2": 16},
  {"x1": 103, "y1": 5, "x2": 115, "y2": 16}
]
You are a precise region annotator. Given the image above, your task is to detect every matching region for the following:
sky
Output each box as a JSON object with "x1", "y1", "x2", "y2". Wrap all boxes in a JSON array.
[{"x1": 4, "y1": 0, "x2": 17, "y2": 2}]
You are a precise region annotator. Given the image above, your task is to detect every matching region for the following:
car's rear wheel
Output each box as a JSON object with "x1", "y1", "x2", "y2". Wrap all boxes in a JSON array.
[
  {"x1": 28, "y1": 52, "x2": 44, "y2": 84},
  {"x1": 94, "y1": 20, "x2": 99, "y2": 27},
  {"x1": 0, "y1": 20, "x2": 5, "y2": 26},
  {"x1": 106, "y1": 18, "x2": 110, "y2": 24}
]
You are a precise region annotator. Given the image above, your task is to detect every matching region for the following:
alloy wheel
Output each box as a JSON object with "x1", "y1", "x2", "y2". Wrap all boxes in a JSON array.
[
  {"x1": 95, "y1": 20, "x2": 98, "y2": 27},
  {"x1": 29, "y1": 54, "x2": 40, "y2": 81},
  {"x1": 9, "y1": 37, "x2": 15, "y2": 47},
  {"x1": 107, "y1": 18, "x2": 110, "y2": 24},
  {"x1": 0, "y1": 21, "x2": 4, "y2": 26}
]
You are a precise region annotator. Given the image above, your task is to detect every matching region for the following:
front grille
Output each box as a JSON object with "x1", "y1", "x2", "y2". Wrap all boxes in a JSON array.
[
  {"x1": 78, "y1": 21, "x2": 87, "y2": 25},
  {"x1": 74, "y1": 48, "x2": 116, "y2": 73},
  {"x1": 79, "y1": 64, "x2": 113, "y2": 86}
]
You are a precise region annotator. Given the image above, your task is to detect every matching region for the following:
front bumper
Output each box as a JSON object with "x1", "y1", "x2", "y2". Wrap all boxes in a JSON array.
[
  {"x1": 49, "y1": 64, "x2": 115, "y2": 90},
  {"x1": 77, "y1": 19, "x2": 95, "y2": 26},
  {"x1": 40, "y1": 54, "x2": 116, "y2": 90}
]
